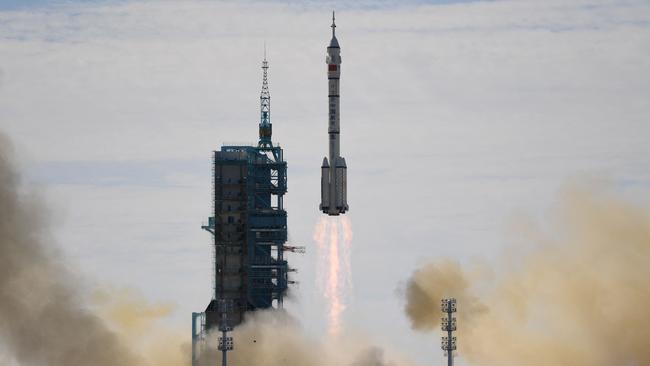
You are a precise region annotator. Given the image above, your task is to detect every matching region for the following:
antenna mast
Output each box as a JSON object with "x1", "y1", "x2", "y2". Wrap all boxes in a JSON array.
[{"x1": 258, "y1": 46, "x2": 272, "y2": 147}]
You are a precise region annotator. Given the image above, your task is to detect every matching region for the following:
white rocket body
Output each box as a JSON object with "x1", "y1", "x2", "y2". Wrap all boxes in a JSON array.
[{"x1": 320, "y1": 15, "x2": 348, "y2": 216}]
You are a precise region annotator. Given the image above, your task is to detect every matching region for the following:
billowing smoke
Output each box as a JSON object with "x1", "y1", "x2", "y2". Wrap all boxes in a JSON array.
[
  {"x1": 404, "y1": 185, "x2": 650, "y2": 366},
  {"x1": 0, "y1": 132, "x2": 187, "y2": 365},
  {"x1": 197, "y1": 310, "x2": 414, "y2": 366},
  {"x1": 349, "y1": 347, "x2": 397, "y2": 366},
  {"x1": 0, "y1": 131, "x2": 406, "y2": 366},
  {"x1": 405, "y1": 260, "x2": 487, "y2": 332}
]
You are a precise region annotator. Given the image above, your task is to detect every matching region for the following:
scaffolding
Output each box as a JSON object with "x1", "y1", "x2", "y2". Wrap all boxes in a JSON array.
[
  {"x1": 192, "y1": 55, "x2": 295, "y2": 365},
  {"x1": 197, "y1": 143, "x2": 288, "y2": 330}
]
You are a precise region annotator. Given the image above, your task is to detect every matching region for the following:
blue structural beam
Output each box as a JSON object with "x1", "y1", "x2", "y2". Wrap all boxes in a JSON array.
[{"x1": 201, "y1": 144, "x2": 287, "y2": 329}]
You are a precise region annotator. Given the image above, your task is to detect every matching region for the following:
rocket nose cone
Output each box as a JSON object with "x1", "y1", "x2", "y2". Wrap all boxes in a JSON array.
[{"x1": 322, "y1": 157, "x2": 330, "y2": 167}]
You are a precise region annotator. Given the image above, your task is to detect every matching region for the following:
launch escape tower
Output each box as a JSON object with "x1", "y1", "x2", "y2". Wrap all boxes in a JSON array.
[{"x1": 192, "y1": 53, "x2": 299, "y2": 364}]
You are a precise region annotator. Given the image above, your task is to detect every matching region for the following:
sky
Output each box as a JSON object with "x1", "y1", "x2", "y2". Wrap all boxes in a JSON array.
[{"x1": 0, "y1": 0, "x2": 649, "y2": 365}]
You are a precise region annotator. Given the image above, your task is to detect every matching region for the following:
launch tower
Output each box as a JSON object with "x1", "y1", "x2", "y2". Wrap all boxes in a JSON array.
[{"x1": 192, "y1": 53, "x2": 296, "y2": 364}]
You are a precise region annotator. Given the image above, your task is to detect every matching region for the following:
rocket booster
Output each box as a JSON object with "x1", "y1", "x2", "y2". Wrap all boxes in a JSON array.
[{"x1": 320, "y1": 12, "x2": 348, "y2": 216}]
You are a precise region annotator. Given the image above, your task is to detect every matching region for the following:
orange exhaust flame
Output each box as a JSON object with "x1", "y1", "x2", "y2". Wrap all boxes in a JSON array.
[
  {"x1": 341, "y1": 216, "x2": 353, "y2": 290},
  {"x1": 313, "y1": 216, "x2": 353, "y2": 336}
]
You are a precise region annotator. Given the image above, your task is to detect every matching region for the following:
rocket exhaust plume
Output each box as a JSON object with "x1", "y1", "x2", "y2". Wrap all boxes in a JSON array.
[
  {"x1": 326, "y1": 218, "x2": 343, "y2": 335},
  {"x1": 341, "y1": 215, "x2": 354, "y2": 290},
  {"x1": 0, "y1": 132, "x2": 188, "y2": 366},
  {"x1": 314, "y1": 216, "x2": 353, "y2": 336},
  {"x1": 404, "y1": 184, "x2": 650, "y2": 366}
]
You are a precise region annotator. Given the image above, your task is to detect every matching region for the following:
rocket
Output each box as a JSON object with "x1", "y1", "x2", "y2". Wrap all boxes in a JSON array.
[{"x1": 320, "y1": 12, "x2": 349, "y2": 216}]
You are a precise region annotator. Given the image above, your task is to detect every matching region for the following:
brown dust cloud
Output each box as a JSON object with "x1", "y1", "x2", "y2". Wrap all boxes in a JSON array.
[
  {"x1": 405, "y1": 185, "x2": 650, "y2": 366},
  {"x1": 0, "y1": 133, "x2": 187, "y2": 366},
  {"x1": 2, "y1": 129, "x2": 650, "y2": 366},
  {"x1": 0, "y1": 132, "x2": 406, "y2": 366}
]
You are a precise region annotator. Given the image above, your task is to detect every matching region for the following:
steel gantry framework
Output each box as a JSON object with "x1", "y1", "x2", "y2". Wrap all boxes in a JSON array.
[{"x1": 192, "y1": 54, "x2": 301, "y2": 365}]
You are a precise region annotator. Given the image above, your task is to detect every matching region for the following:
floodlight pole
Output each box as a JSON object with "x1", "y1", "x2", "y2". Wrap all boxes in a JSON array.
[
  {"x1": 446, "y1": 309, "x2": 452, "y2": 366},
  {"x1": 217, "y1": 299, "x2": 234, "y2": 366},
  {"x1": 441, "y1": 298, "x2": 457, "y2": 366},
  {"x1": 221, "y1": 318, "x2": 227, "y2": 366}
]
